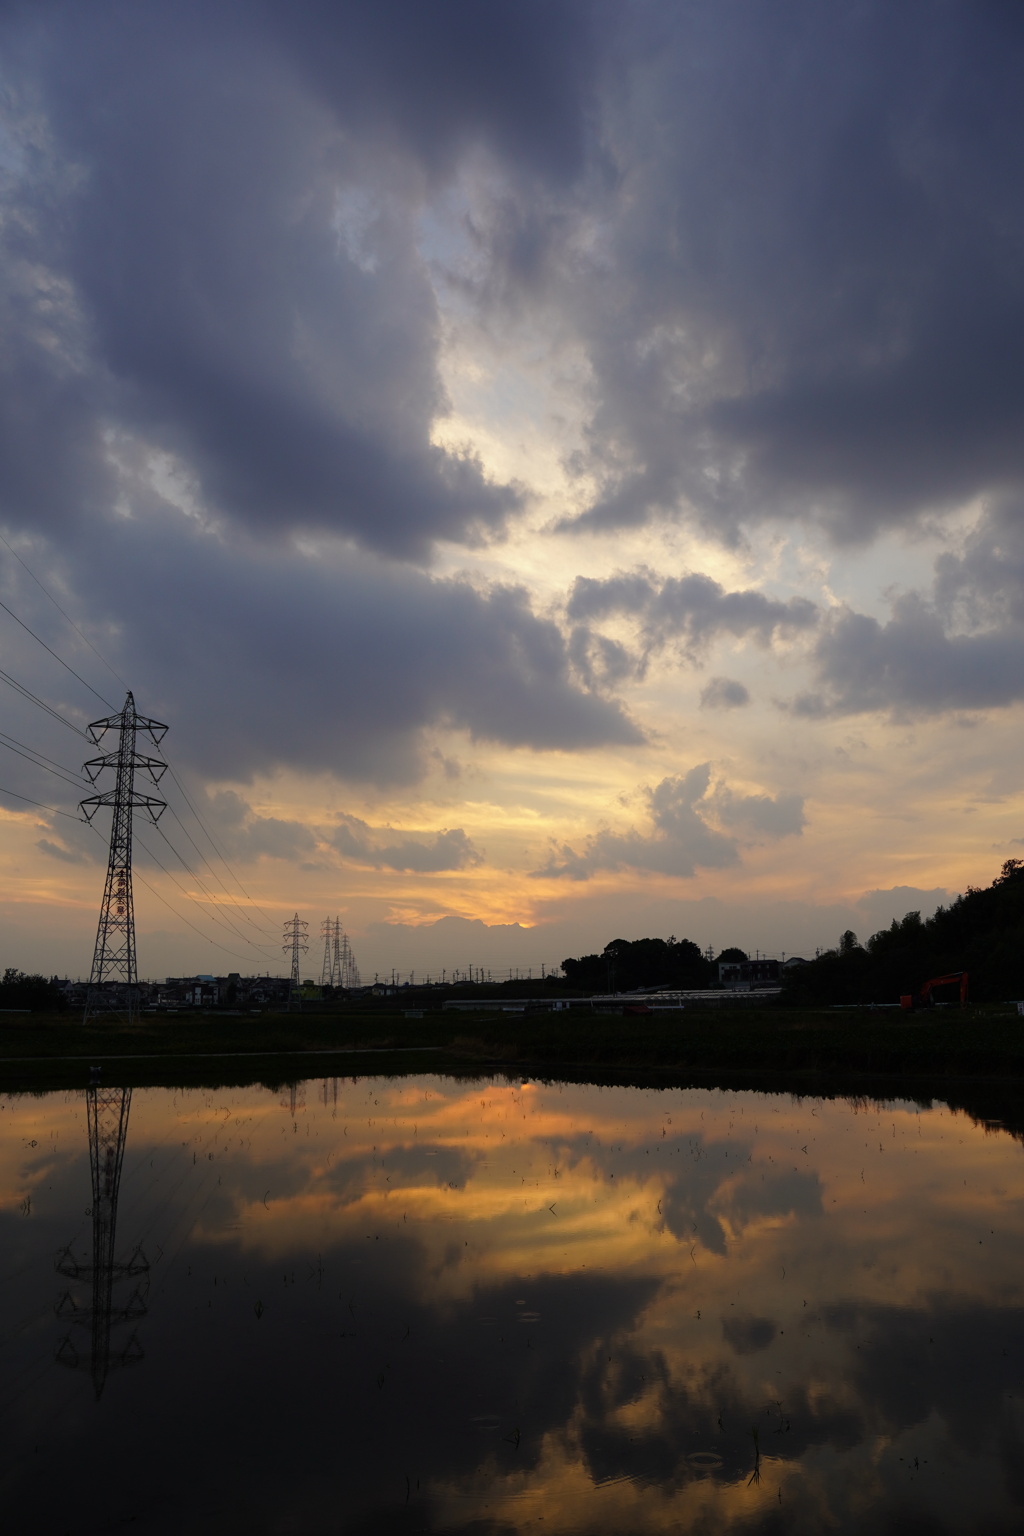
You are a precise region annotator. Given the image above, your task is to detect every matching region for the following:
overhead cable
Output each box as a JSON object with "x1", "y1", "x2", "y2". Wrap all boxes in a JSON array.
[
  {"x1": 0, "y1": 667, "x2": 91, "y2": 738},
  {"x1": 0, "y1": 785, "x2": 84, "y2": 821},
  {"x1": 0, "y1": 530, "x2": 131, "y2": 692},
  {"x1": 0, "y1": 594, "x2": 114, "y2": 709}
]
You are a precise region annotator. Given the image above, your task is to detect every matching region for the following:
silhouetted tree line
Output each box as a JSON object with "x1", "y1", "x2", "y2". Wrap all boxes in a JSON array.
[
  {"x1": 561, "y1": 937, "x2": 744, "y2": 992},
  {"x1": 783, "y1": 860, "x2": 1024, "y2": 1005},
  {"x1": 0, "y1": 969, "x2": 66, "y2": 1011}
]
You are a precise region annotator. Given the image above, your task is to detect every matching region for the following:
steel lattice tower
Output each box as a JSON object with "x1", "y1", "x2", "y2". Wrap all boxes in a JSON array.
[
  {"x1": 334, "y1": 915, "x2": 346, "y2": 989},
  {"x1": 54, "y1": 1080, "x2": 148, "y2": 1398},
  {"x1": 80, "y1": 692, "x2": 168, "y2": 1025},
  {"x1": 340, "y1": 929, "x2": 361, "y2": 989},
  {"x1": 320, "y1": 916, "x2": 339, "y2": 987},
  {"x1": 283, "y1": 913, "x2": 309, "y2": 1006}
]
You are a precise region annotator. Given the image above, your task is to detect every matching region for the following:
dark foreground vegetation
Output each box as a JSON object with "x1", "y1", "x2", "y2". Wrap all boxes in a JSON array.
[
  {"x1": 782, "y1": 858, "x2": 1024, "y2": 1005},
  {"x1": 2, "y1": 999, "x2": 1024, "y2": 1094}
]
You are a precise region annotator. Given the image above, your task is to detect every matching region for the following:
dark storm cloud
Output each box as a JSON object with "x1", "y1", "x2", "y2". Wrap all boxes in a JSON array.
[
  {"x1": 567, "y1": 571, "x2": 817, "y2": 671},
  {"x1": 331, "y1": 813, "x2": 482, "y2": 873},
  {"x1": 9, "y1": 0, "x2": 1021, "y2": 565},
  {"x1": 94, "y1": 518, "x2": 642, "y2": 784},
  {"x1": 468, "y1": 2, "x2": 1024, "y2": 544},
  {"x1": 0, "y1": 522, "x2": 640, "y2": 833},
  {"x1": 792, "y1": 596, "x2": 1024, "y2": 719},
  {"x1": 0, "y1": 0, "x2": 549, "y2": 558},
  {"x1": 535, "y1": 763, "x2": 802, "y2": 881},
  {"x1": 269, "y1": 0, "x2": 595, "y2": 185},
  {"x1": 3, "y1": 0, "x2": 1021, "y2": 797}
]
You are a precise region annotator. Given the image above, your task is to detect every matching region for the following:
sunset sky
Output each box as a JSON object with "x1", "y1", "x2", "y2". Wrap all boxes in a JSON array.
[{"x1": 1, "y1": 1, "x2": 1022, "y2": 981}]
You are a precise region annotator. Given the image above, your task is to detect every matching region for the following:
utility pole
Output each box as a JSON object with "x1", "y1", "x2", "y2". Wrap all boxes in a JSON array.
[
  {"x1": 80, "y1": 692, "x2": 167, "y2": 1026},
  {"x1": 54, "y1": 1075, "x2": 148, "y2": 1397},
  {"x1": 283, "y1": 914, "x2": 308, "y2": 1008}
]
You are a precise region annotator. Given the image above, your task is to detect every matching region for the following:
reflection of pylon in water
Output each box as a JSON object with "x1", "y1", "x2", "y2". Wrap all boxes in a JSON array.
[
  {"x1": 281, "y1": 1082, "x2": 306, "y2": 1122},
  {"x1": 54, "y1": 1079, "x2": 148, "y2": 1398}
]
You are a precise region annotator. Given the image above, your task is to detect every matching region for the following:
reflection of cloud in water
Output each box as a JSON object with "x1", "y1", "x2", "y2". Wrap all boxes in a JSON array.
[
  {"x1": 323, "y1": 1142, "x2": 479, "y2": 1200},
  {"x1": 5, "y1": 1079, "x2": 1024, "y2": 1534},
  {"x1": 721, "y1": 1313, "x2": 777, "y2": 1355}
]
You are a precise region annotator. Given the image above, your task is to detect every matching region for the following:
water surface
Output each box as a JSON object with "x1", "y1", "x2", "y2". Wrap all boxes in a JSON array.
[{"x1": 2, "y1": 1073, "x2": 1023, "y2": 1533}]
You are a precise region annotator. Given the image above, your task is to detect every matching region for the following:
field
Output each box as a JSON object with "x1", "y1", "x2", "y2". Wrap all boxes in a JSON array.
[{"x1": 2, "y1": 1001, "x2": 1023, "y2": 1092}]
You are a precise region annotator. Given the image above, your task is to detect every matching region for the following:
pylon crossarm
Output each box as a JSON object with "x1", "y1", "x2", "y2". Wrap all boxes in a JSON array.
[
  {"x1": 135, "y1": 756, "x2": 167, "y2": 783},
  {"x1": 134, "y1": 716, "x2": 167, "y2": 743},
  {"x1": 86, "y1": 716, "x2": 122, "y2": 743},
  {"x1": 83, "y1": 753, "x2": 118, "y2": 782}
]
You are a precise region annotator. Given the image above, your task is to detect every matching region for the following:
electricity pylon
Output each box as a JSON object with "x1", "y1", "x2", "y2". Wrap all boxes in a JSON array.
[
  {"x1": 332, "y1": 918, "x2": 343, "y2": 986},
  {"x1": 320, "y1": 916, "x2": 339, "y2": 987},
  {"x1": 80, "y1": 692, "x2": 167, "y2": 1025},
  {"x1": 283, "y1": 913, "x2": 308, "y2": 1008},
  {"x1": 340, "y1": 929, "x2": 360, "y2": 989},
  {"x1": 54, "y1": 1077, "x2": 148, "y2": 1398}
]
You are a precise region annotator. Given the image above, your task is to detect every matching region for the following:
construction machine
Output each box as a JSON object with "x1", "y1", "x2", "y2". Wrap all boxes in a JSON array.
[{"x1": 900, "y1": 971, "x2": 968, "y2": 1010}]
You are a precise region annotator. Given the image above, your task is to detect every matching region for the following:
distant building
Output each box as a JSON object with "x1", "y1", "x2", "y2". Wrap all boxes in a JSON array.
[{"x1": 717, "y1": 958, "x2": 780, "y2": 989}]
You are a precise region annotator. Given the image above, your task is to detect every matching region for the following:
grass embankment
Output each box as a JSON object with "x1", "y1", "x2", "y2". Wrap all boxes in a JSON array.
[{"x1": 2, "y1": 1002, "x2": 1024, "y2": 1092}]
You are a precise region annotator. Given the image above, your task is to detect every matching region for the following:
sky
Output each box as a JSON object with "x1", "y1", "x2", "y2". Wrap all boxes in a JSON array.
[{"x1": 0, "y1": 0, "x2": 1022, "y2": 982}]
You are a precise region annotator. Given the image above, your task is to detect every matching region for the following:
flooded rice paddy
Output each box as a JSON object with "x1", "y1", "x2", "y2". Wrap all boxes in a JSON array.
[{"x1": 2, "y1": 1072, "x2": 1024, "y2": 1534}]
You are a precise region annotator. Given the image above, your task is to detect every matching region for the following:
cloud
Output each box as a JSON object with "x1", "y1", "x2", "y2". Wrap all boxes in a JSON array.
[
  {"x1": 0, "y1": 515, "x2": 641, "y2": 793},
  {"x1": 461, "y1": 4, "x2": 1024, "y2": 546},
  {"x1": 0, "y1": 1, "x2": 534, "y2": 560},
  {"x1": 567, "y1": 570, "x2": 817, "y2": 668},
  {"x1": 11, "y1": 1, "x2": 1022, "y2": 569},
  {"x1": 534, "y1": 764, "x2": 802, "y2": 881},
  {"x1": 721, "y1": 1314, "x2": 777, "y2": 1356},
  {"x1": 856, "y1": 885, "x2": 951, "y2": 934},
  {"x1": 791, "y1": 595, "x2": 1024, "y2": 718},
  {"x1": 710, "y1": 784, "x2": 805, "y2": 839},
  {"x1": 198, "y1": 790, "x2": 317, "y2": 863},
  {"x1": 331, "y1": 814, "x2": 482, "y2": 873},
  {"x1": 700, "y1": 676, "x2": 750, "y2": 710},
  {"x1": 35, "y1": 838, "x2": 85, "y2": 865}
]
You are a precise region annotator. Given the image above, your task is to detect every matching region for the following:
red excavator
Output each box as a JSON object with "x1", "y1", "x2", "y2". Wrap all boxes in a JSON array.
[{"x1": 900, "y1": 971, "x2": 968, "y2": 1010}]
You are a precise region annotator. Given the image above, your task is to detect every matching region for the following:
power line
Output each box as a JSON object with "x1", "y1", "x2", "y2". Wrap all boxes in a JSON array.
[
  {"x1": 0, "y1": 785, "x2": 84, "y2": 821},
  {"x1": 84, "y1": 821, "x2": 274, "y2": 970},
  {"x1": 160, "y1": 765, "x2": 279, "y2": 930},
  {"x1": 0, "y1": 538, "x2": 280, "y2": 940},
  {"x1": 147, "y1": 823, "x2": 278, "y2": 958},
  {"x1": 0, "y1": 705, "x2": 277, "y2": 963},
  {"x1": 161, "y1": 803, "x2": 277, "y2": 938},
  {"x1": 0, "y1": 539, "x2": 282, "y2": 958},
  {"x1": 0, "y1": 732, "x2": 89, "y2": 793},
  {"x1": 0, "y1": 666, "x2": 91, "y2": 738},
  {"x1": 136, "y1": 830, "x2": 278, "y2": 959},
  {"x1": 0, "y1": 530, "x2": 131, "y2": 692},
  {"x1": 0, "y1": 594, "x2": 114, "y2": 709}
]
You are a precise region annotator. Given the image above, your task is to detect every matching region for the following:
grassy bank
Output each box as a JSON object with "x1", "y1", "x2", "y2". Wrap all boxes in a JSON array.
[{"x1": 2, "y1": 1001, "x2": 1023, "y2": 1091}]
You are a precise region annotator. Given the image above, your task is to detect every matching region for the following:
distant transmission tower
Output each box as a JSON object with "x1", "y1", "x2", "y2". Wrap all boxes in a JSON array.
[
  {"x1": 320, "y1": 916, "x2": 339, "y2": 987},
  {"x1": 330, "y1": 916, "x2": 342, "y2": 986},
  {"x1": 80, "y1": 692, "x2": 168, "y2": 1025},
  {"x1": 283, "y1": 913, "x2": 309, "y2": 1007},
  {"x1": 54, "y1": 1078, "x2": 148, "y2": 1397},
  {"x1": 339, "y1": 928, "x2": 361, "y2": 989}
]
